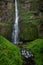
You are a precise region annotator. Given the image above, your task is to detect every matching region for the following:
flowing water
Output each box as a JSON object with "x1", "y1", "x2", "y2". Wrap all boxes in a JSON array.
[
  {"x1": 12, "y1": 0, "x2": 19, "y2": 44},
  {"x1": 11, "y1": 1, "x2": 36, "y2": 65}
]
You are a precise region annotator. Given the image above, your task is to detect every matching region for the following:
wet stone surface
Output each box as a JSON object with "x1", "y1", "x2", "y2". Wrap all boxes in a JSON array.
[{"x1": 21, "y1": 49, "x2": 36, "y2": 65}]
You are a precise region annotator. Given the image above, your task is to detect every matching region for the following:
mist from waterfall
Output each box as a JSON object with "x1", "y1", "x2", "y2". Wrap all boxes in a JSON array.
[{"x1": 12, "y1": 0, "x2": 19, "y2": 44}]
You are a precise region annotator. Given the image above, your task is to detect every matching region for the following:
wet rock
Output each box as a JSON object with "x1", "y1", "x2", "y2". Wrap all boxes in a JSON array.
[
  {"x1": 21, "y1": 49, "x2": 33, "y2": 58},
  {"x1": 21, "y1": 49, "x2": 36, "y2": 65}
]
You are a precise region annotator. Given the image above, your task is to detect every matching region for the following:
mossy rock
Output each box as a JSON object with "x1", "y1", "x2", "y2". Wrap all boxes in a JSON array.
[
  {"x1": 19, "y1": 22, "x2": 38, "y2": 41},
  {"x1": 0, "y1": 23, "x2": 13, "y2": 40},
  {"x1": 0, "y1": 36, "x2": 22, "y2": 65},
  {"x1": 18, "y1": 0, "x2": 40, "y2": 41},
  {"x1": 26, "y1": 39, "x2": 43, "y2": 65}
]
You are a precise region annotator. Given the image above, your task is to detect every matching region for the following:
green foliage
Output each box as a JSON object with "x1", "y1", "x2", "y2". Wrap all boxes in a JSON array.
[
  {"x1": 18, "y1": 0, "x2": 40, "y2": 41},
  {"x1": 19, "y1": 22, "x2": 38, "y2": 40},
  {"x1": 26, "y1": 39, "x2": 43, "y2": 65},
  {"x1": 0, "y1": 36, "x2": 22, "y2": 65},
  {"x1": 30, "y1": 0, "x2": 39, "y2": 11}
]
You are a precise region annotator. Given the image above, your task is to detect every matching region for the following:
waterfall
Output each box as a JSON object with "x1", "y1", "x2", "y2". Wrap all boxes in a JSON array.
[{"x1": 12, "y1": 0, "x2": 19, "y2": 44}]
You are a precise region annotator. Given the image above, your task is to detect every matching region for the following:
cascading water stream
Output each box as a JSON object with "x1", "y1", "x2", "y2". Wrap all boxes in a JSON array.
[{"x1": 12, "y1": 0, "x2": 19, "y2": 44}]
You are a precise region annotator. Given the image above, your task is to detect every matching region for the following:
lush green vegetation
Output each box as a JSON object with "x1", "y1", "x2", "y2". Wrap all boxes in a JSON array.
[
  {"x1": 0, "y1": 36, "x2": 22, "y2": 65},
  {"x1": 18, "y1": 0, "x2": 41, "y2": 41},
  {"x1": 19, "y1": 22, "x2": 38, "y2": 40},
  {"x1": 25, "y1": 39, "x2": 43, "y2": 65},
  {"x1": 0, "y1": 0, "x2": 43, "y2": 65}
]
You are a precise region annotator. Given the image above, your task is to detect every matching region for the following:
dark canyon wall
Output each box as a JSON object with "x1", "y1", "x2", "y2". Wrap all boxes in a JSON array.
[
  {"x1": 0, "y1": 0, "x2": 14, "y2": 40},
  {"x1": 18, "y1": 0, "x2": 43, "y2": 41},
  {"x1": 0, "y1": 0, "x2": 43, "y2": 41}
]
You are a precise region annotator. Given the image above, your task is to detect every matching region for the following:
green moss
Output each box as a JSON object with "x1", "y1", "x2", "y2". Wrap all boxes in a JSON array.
[
  {"x1": 26, "y1": 39, "x2": 43, "y2": 65},
  {"x1": 0, "y1": 36, "x2": 22, "y2": 65},
  {"x1": 18, "y1": 0, "x2": 40, "y2": 40},
  {"x1": 19, "y1": 22, "x2": 38, "y2": 40}
]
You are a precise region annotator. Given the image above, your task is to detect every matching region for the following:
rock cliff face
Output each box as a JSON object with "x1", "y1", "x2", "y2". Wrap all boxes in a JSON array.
[
  {"x1": 0, "y1": 1, "x2": 14, "y2": 40},
  {"x1": 0, "y1": 0, "x2": 43, "y2": 41},
  {"x1": 18, "y1": 0, "x2": 40, "y2": 41},
  {"x1": 39, "y1": 0, "x2": 43, "y2": 38},
  {"x1": 0, "y1": 1, "x2": 14, "y2": 23},
  {"x1": 39, "y1": 0, "x2": 43, "y2": 12}
]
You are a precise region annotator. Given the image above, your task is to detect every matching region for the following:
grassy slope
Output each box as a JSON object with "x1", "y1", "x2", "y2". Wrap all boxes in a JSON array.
[
  {"x1": 26, "y1": 39, "x2": 43, "y2": 65},
  {"x1": 0, "y1": 36, "x2": 22, "y2": 65}
]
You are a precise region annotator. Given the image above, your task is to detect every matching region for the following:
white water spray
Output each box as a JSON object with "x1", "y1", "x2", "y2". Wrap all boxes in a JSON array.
[{"x1": 12, "y1": 0, "x2": 19, "y2": 44}]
